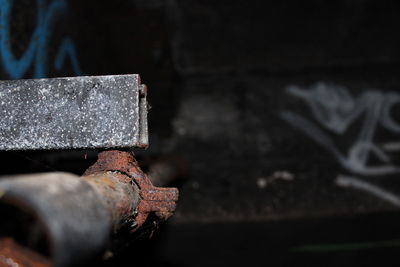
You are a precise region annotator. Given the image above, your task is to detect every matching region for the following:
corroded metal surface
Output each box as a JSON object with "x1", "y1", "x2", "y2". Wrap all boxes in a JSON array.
[
  {"x1": 84, "y1": 150, "x2": 179, "y2": 230},
  {"x1": 0, "y1": 151, "x2": 178, "y2": 266},
  {"x1": 0, "y1": 172, "x2": 111, "y2": 267},
  {"x1": 83, "y1": 172, "x2": 140, "y2": 230},
  {"x1": 0, "y1": 238, "x2": 51, "y2": 267},
  {"x1": 0, "y1": 74, "x2": 148, "y2": 150}
]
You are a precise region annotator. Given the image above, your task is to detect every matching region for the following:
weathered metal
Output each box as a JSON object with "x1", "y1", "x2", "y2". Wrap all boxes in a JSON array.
[
  {"x1": 0, "y1": 74, "x2": 148, "y2": 150},
  {"x1": 84, "y1": 150, "x2": 179, "y2": 230},
  {"x1": 0, "y1": 172, "x2": 113, "y2": 267},
  {"x1": 0, "y1": 151, "x2": 179, "y2": 266},
  {"x1": 83, "y1": 171, "x2": 140, "y2": 230},
  {"x1": 0, "y1": 238, "x2": 51, "y2": 267}
]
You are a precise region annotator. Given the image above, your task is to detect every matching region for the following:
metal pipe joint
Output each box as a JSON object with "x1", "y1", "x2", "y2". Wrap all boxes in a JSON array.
[{"x1": 0, "y1": 150, "x2": 179, "y2": 267}]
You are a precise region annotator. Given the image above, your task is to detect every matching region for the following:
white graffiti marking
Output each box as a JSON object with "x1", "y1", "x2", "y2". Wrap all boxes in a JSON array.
[
  {"x1": 336, "y1": 175, "x2": 400, "y2": 207},
  {"x1": 281, "y1": 82, "x2": 400, "y2": 176}
]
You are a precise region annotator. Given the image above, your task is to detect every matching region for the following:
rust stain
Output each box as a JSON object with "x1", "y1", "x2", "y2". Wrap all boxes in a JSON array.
[
  {"x1": 0, "y1": 238, "x2": 51, "y2": 267},
  {"x1": 84, "y1": 150, "x2": 179, "y2": 231}
]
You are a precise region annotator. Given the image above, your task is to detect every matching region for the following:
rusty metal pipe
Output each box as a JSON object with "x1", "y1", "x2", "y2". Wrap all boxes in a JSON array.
[
  {"x1": 0, "y1": 237, "x2": 52, "y2": 267},
  {"x1": 0, "y1": 151, "x2": 178, "y2": 267},
  {"x1": 0, "y1": 171, "x2": 140, "y2": 267}
]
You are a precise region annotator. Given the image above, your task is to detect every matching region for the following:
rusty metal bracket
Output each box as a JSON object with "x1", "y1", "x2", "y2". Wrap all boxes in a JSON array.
[{"x1": 84, "y1": 150, "x2": 179, "y2": 230}]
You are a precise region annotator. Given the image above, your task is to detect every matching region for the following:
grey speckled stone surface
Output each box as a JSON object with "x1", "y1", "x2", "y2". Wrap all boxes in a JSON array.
[{"x1": 0, "y1": 74, "x2": 148, "y2": 150}]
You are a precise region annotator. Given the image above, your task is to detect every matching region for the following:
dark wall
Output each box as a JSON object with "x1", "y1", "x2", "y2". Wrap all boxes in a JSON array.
[{"x1": 1, "y1": 0, "x2": 400, "y2": 266}]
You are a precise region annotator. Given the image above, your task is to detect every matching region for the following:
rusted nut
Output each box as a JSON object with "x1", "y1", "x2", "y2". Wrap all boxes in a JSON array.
[{"x1": 84, "y1": 150, "x2": 179, "y2": 230}]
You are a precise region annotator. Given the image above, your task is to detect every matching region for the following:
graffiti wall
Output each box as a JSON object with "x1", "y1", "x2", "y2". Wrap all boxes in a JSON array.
[
  {"x1": 0, "y1": 0, "x2": 172, "y2": 81},
  {"x1": 2, "y1": 0, "x2": 400, "y2": 221},
  {"x1": 282, "y1": 83, "x2": 400, "y2": 206},
  {"x1": 1, "y1": 1, "x2": 400, "y2": 265}
]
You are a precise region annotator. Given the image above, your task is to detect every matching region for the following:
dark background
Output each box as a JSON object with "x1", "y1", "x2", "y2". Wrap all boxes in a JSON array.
[{"x1": 1, "y1": 0, "x2": 400, "y2": 266}]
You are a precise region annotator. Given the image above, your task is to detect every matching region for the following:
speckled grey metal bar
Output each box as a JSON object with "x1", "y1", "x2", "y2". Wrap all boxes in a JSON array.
[{"x1": 0, "y1": 74, "x2": 148, "y2": 150}]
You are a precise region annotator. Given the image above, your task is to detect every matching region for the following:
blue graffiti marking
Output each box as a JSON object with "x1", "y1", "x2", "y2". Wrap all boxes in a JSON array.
[
  {"x1": 0, "y1": 0, "x2": 83, "y2": 79},
  {"x1": 54, "y1": 37, "x2": 82, "y2": 74}
]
